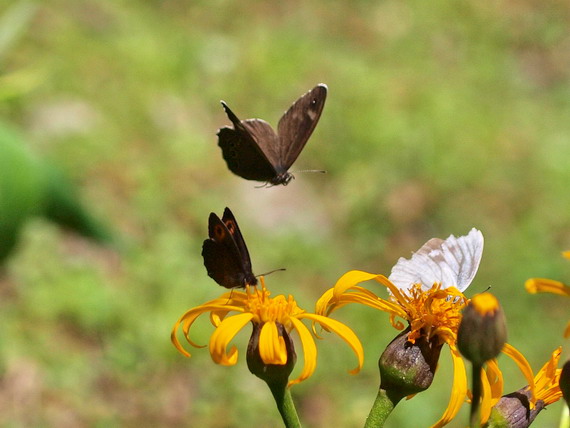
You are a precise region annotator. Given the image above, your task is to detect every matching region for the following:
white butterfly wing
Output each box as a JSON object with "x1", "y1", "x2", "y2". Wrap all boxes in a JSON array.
[{"x1": 389, "y1": 228, "x2": 484, "y2": 293}]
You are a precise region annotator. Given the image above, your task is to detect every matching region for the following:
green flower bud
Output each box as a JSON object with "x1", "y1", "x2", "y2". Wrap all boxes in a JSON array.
[
  {"x1": 458, "y1": 293, "x2": 507, "y2": 366},
  {"x1": 487, "y1": 388, "x2": 545, "y2": 428},
  {"x1": 378, "y1": 328, "x2": 443, "y2": 398}
]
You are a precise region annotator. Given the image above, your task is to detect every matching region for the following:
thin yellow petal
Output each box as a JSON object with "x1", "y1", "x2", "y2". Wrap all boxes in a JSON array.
[
  {"x1": 315, "y1": 288, "x2": 335, "y2": 316},
  {"x1": 502, "y1": 343, "x2": 535, "y2": 405},
  {"x1": 287, "y1": 317, "x2": 317, "y2": 387},
  {"x1": 333, "y1": 270, "x2": 387, "y2": 298},
  {"x1": 480, "y1": 360, "x2": 503, "y2": 423},
  {"x1": 259, "y1": 321, "x2": 287, "y2": 365},
  {"x1": 430, "y1": 345, "x2": 467, "y2": 428},
  {"x1": 181, "y1": 302, "x2": 244, "y2": 335},
  {"x1": 209, "y1": 312, "x2": 253, "y2": 366},
  {"x1": 485, "y1": 359, "x2": 504, "y2": 401},
  {"x1": 480, "y1": 367, "x2": 492, "y2": 423},
  {"x1": 533, "y1": 347, "x2": 563, "y2": 405},
  {"x1": 525, "y1": 278, "x2": 570, "y2": 296},
  {"x1": 300, "y1": 313, "x2": 364, "y2": 374},
  {"x1": 339, "y1": 291, "x2": 407, "y2": 317},
  {"x1": 171, "y1": 304, "x2": 220, "y2": 355},
  {"x1": 535, "y1": 347, "x2": 562, "y2": 388}
]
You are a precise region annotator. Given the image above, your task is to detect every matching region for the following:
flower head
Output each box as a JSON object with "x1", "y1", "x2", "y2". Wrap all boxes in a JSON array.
[
  {"x1": 525, "y1": 250, "x2": 570, "y2": 337},
  {"x1": 172, "y1": 277, "x2": 364, "y2": 387},
  {"x1": 316, "y1": 229, "x2": 534, "y2": 427},
  {"x1": 488, "y1": 347, "x2": 563, "y2": 427}
]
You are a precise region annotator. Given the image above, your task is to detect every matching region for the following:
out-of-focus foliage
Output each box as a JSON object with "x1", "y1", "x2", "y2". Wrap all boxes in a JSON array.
[
  {"x1": 0, "y1": 121, "x2": 115, "y2": 262},
  {"x1": 0, "y1": 0, "x2": 568, "y2": 427}
]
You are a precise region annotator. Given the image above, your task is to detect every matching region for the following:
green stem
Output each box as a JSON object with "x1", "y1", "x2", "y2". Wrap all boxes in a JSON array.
[
  {"x1": 267, "y1": 382, "x2": 302, "y2": 428},
  {"x1": 364, "y1": 388, "x2": 403, "y2": 428},
  {"x1": 469, "y1": 363, "x2": 483, "y2": 428}
]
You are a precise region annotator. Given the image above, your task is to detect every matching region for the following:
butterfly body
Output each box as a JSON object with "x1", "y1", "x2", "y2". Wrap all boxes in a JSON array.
[
  {"x1": 202, "y1": 208, "x2": 257, "y2": 289},
  {"x1": 217, "y1": 84, "x2": 327, "y2": 186}
]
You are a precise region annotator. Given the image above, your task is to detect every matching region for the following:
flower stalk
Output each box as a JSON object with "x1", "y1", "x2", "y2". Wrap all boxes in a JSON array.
[
  {"x1": 470, "y1": 363, "x2": 483, "y2": 428},
  {"x1": 268, "y1": 384, "x2": 301, "y2": 428},
  {"x1": 364, "y1": 388, "x2": 401, "y2": 428}
]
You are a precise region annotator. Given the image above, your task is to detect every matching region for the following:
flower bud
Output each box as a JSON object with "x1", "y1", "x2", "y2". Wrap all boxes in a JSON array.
[
  {"x1": 561, "y1": 359, "x2": 570, "y2": 408},
  {"x1": 457, "y1": 293, "x2": 507, "y2": 366},
  {"x1": 378, "y1": 328, "x2": 443, "y2": 398},
  {"x1": 488, "y1": 388, "x2": 544, "y2": 428},
  {"x1": 246, "y1": 322, "x2": 297, "y2": 387}
]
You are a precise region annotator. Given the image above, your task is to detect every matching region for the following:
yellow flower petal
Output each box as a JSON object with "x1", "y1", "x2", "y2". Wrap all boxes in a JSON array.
[
  {"x1": 502, "y1": 343, "x2": 535, "y2": 405},
  {"x1": 562, "y1": 250, "x2": 570, "y2": 260},
  {"x1": 300, "y1": 313, "x2": 364, "y2": 374},
  {"x1": 564, "y1": 321, "x2": 570, "y2": 338},
  {"x1": 315, "y1": 288, "x2": 335, "y2": 316},
  {"x1": 333, "y1": 270, "x2": 389, "y2": 298},
  {"x1": 343, "y1": 290, "x2": 407, "y2": 316},
  {"x1": 287, "y1": 317, "x2": 317, "y2": 387},
  {"x1": 171, "y1": 302, "x2": 242, "y2": 356},
  {"x1": 533, "y1": 347, "x2": 563, "y2": 406},
  {"x1": 430, "y1": 345, "x2": 467, "y2": 428},
  {"x1": 485, "y1": 359, "x2": 504, "y2": 402},
  {"x1": 259, "y1": 321, "x2": 287, "y2": 365},
  {"x1": 480, "y1": 359, "x2": 503, "y2": 423},
  {"x1": 525, "y1": 278, "x2": 570, "y2": 296},
  {"x1": 480, "y1": 368, "x2": 492, "y2": 423},
  {"x1": 209, "y1": 312, "x2": 253, "y2": 366}
]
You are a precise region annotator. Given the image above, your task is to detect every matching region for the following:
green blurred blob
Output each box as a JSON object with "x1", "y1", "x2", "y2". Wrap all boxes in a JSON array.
[{"x1": 0, "y1": 122, "x2": 114, "y2": 263}]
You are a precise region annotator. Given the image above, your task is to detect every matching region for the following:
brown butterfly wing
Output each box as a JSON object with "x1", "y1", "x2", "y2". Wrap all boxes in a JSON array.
[
  {"x1": 202, "y1": 210, "x2": 256, "y2": 289},
  {"x1": 241, "y1": 119, "x2": 282, "y2": 174},
  {"x1": 221, "y1": 207, "x2": 256, "y2": 286},
  {"x1": 217, "y1": 102, "x2": 277, "y2": 182},
  {"x1": 276, "y1": 84, "x2": 327, "y2": 170}
]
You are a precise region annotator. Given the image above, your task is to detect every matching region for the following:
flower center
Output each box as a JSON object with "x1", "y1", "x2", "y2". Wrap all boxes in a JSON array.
[
  {"x1": 245, "y1": 282, "x2": 304, "y2": 327},
  {"x1": 395, "y1": 283, "x2": 467, "y2": 344}
]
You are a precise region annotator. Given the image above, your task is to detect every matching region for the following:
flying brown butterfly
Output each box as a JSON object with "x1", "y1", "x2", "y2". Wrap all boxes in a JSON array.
[{"x1": 217, "y1": 84, "x2": 327, "y2": 186}]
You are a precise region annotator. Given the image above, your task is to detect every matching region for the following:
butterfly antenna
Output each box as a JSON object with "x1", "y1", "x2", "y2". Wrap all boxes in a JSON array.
[
  {"x1": 290, "y1": 169, "x2": 327, "y2": 174},
  {"x1": 466, "y1": 286, "x2": 492, "y2": 303},
  {"x1": 256, "y1": 268, "x2": 286, "y2": 278}
]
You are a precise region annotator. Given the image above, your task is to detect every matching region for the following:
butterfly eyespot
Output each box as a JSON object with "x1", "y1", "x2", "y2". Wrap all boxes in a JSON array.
[
  {"x1": 225, "y1": 220, "x2": 236, "y2": 233},
  {"x1": 311, "y1": 98, "x2": 317, "y2": 105},
  {"x1": 214, "y1": 225, "x2": 225, "y2": 239}
]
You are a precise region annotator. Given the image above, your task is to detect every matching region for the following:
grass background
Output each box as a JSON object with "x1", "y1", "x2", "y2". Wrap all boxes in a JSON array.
[{"x1": 1, "y1": 0, "x2": 569, "y2": 427}]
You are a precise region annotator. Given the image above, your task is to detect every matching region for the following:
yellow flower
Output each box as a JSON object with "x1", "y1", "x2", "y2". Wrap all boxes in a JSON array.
[
  {"x1": 316, "y1": 229, "x2": 535, "y2": 427},
  {"x1": 487, "y1": 347, "x2": 563, "y2": 426},
  {"x1": 525, "y1": 250, "x2": 570, "y2": 337},
  {"x1": 533, "y1": 347, "x2": 563, "y2": 406},
  {"x1": 171, "y1": 277, "x2": 364, "y2": 387}
]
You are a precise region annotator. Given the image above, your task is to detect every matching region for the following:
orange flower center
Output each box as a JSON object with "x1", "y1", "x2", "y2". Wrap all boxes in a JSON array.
[
  {"x1": 244, "y1": 282, "x2": 304, "y2": 327},
  {"x1": 393, "y1": 283, "x2": 467, "y2": 344}
]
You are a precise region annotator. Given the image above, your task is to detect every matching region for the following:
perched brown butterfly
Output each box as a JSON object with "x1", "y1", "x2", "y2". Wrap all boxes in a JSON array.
[
  {"x1": 201, "y1": 207, "x2": 257, "y2": 289},
  {"x1": 217, "y1": 84, "x2": 327, "y2": 186}
]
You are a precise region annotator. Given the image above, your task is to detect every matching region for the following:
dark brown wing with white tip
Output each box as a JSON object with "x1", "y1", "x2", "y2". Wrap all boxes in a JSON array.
[{"x1": 276, "y1": 84, "x2": 327, "y2": 170}]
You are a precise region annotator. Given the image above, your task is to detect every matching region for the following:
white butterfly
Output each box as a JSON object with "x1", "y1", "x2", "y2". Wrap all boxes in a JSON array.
[{"x1": 388, "y1": 228, "x2": 484, "y2": 294}]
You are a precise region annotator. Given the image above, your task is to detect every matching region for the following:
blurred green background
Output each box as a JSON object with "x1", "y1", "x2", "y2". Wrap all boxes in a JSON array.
[{"x1": 1, "y1": 1, "x2": 569, "y2": 427}]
